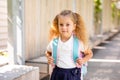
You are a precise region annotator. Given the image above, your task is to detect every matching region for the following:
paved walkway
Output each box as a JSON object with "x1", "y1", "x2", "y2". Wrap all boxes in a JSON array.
[
  {"x1": 84, "y1": 32, "x2": 120, "y2": 80},
  {"x1": 40, "y1": 31, "x2": 120, "y2": 80}
]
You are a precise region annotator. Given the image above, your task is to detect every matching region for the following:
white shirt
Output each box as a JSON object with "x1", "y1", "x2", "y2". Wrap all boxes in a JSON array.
[{"x1": 46, "y1": 35, "x2": 85, "y2": 68}]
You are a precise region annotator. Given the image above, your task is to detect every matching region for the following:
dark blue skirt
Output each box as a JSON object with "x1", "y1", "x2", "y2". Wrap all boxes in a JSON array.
[{"x1": 50, "y1": 66, "x2": 81, "y2": 80}]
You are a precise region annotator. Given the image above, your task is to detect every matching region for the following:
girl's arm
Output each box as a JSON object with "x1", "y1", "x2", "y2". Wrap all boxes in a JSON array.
[
  {"x1": 82, "y1": 48, "x2": 93, "y2": 63},
  {"x1": 77, "y1": 48, "x2": 93, "y2": 66}
]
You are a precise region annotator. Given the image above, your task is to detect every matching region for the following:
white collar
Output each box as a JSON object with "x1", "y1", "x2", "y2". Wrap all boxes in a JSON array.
[{"x1": 58, "y1": 35, "x2": 73, "y2": 44}]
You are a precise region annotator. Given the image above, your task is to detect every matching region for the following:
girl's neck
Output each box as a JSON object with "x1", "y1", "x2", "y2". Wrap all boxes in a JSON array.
[{"x1": 60, "y1": 35, "x2": 72, "y2": 42}]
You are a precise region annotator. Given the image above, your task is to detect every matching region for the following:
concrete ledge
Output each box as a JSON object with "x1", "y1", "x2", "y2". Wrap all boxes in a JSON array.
[
  {"x1": 0, "y1": 65, "x2": 39, "y2": 80},
  {"x1": 90, "y1": 29, "x2": 120, "y2": 48},
  {"x1": 26, "y1": 56, "x2": 48, "y2": 64},
  {"x1": 26, "y1": 56, "x2": 49, "y2": 73},
  {"x1": 0, "y1": 56, "x2": 8, "y2": 67}
]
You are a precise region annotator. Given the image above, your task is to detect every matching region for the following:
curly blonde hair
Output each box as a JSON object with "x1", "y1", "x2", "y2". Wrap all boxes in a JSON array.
[{"x1": 49, "y1": 10, "x2": 88, "y2": 46}]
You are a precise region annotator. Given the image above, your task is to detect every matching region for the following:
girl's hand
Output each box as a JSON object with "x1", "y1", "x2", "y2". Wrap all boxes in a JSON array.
[
  {"x1": 76, "y1": 58, "x2": 85, "y2": 66},
  {"x1": 47, "y1": 56, "x2": 54, "y2": 64},
  {"x1": 45, "y1": 51, "x2": 54, "y2": 64}
]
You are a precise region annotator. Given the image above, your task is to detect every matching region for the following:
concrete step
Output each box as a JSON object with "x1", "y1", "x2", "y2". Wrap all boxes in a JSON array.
[
  {"x1": 26, "y1": 56, "x2": 49, "y2": 73},
  {"x1": 0, "y1": 56, "x2": 8, "y2": 67},
  {"x1": 40, "y1": 73, "x2": 49, "y2": 80},
  {"x1": 0, "y1": 65, "x2": 39, "y2": 80},
  {"x1": 90, "y1": 30, "x2": 120, "y2": 48},
  {"x1": 25, "y1": 56, "x2": 50, "y2": 80}
]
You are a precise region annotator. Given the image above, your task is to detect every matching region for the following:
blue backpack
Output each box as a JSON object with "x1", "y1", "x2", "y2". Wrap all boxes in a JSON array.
[{"x1": 52, "y1": 36, "x2": 87, "y2": 75}]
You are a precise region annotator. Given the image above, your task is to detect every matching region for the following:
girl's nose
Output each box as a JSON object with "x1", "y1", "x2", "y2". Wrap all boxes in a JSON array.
[{"x1": 62, "y1": 25, "x2": 67, "y2": 29}]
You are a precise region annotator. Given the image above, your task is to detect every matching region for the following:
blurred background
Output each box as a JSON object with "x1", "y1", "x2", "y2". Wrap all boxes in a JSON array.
[{"x1": 0, "y1": 0, "x2": 120, "y2": 80}]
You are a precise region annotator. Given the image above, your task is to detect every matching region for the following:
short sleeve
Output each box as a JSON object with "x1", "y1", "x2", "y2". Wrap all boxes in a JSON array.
[
  {"x1": 46, "y1": 40, "x2": 53, "y2": 53},
  {"x1": 79, "y1": 41, "x2": 85, "y2": 52}
]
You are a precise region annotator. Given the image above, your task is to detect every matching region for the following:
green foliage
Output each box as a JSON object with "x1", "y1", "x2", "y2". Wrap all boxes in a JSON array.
[
  {"x1": 111, "y1": 2, "x2": 116, "y2": 20},
  {"x1": 118, "y1": 10, "x2": 120, "y2": 18},
  {"x1": 111, "y1": 2, "x2": 120, "y2": 22},
  {"x1": 0, "y1": 51, "x2": 8, "y2": 57},
  {"x1": 94, "y1": 0, "x2": 102, "y2": 14},
  {"x1": 94, "y1": 0, "x2": 102, "y2": 23}
]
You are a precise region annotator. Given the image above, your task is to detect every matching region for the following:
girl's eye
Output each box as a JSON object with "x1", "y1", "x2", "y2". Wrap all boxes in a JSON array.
[
  {"x1": 66, "y1": 24, "x2": 70, "y2": 26},
  {"x1": 59, "y1": 24, "x2": 63, "y2": 26}
]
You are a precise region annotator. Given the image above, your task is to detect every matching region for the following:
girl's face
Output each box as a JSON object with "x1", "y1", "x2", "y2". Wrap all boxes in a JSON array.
[{"x1": 58, "y1": 15, "x2": 76, "y2": 41}]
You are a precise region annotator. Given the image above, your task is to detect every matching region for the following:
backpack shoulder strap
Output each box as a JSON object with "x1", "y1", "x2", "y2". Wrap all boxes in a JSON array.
[
  {"x1": 52, "y1": 36, "x2": 79, "y2": 64},
  {"x1": 52, "y1": 36, "x2": 87, "y2": 75},
  {"x1": 73, "y1": 36, "x2": 79, "y2": 63},
  {"x1": 52, "y1": 38, "x2": 59, "y2": 64},
  {"x1": 73, "y1": 36, "x2": 88, "y2": 75}
]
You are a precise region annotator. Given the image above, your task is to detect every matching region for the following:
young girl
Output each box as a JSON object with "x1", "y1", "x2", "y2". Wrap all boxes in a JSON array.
[{"x1": 46, "y1": 10, "x2": 93, "y2": 80}]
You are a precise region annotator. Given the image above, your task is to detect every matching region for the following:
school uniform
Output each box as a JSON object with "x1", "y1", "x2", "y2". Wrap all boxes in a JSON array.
[{"x1": 47, "y1": 35, "x2": 85, "y2": 80}]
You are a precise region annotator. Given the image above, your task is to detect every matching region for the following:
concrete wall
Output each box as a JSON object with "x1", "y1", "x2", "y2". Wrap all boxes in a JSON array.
[
  {"x1": 7, "y1": 0, "x2": 25, "y2": 64},
  {"x1": 24, "y1": 0, "x2": 118, "y2": 60},
  {"x1": 24, "y1": 0, "x2": 83, "y2": 60},
  {"x1": 7, "y1": 0, "x2": 118, "y2": 61},
  {"x1": 78, "y1": 0, "x2": 94, "y2": 37},
  {"x1": 102, "y1": 0, "x2": 113, "y2": 33},
  {"x1": 0, "y1": 0, "x2": 8, "y2": 51}
]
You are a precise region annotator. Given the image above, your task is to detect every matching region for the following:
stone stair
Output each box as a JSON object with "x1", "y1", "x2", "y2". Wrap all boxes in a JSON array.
[
  {"x1": 0, "y1": 65, "x2": 39, "y2": 80},
  {"x1": 25, "y1": 56, "x2": 50, "y2": 80},
  {"x1": 40, "y1": 73, "x2": 50, "y2": 80}
]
